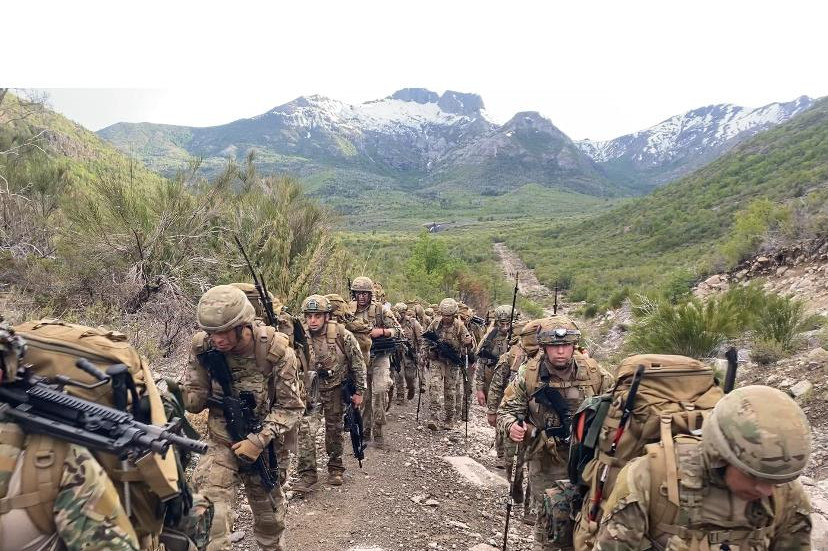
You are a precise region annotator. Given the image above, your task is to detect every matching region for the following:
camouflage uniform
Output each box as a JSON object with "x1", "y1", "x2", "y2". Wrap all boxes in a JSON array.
[
  {"x1": 392, "y1": 303, "x2": 425, "y2": 404},
  {"x1": 296, "y1": 296, "x2": 366, "y2": 486},
  {"x1": 475, "y1": 306, "x2": 513, "y2": 461},
  {"x1": 498, "y1": 317, "x2": 613, "y2": 551},
  {"x1": 594, "y1": 386, "x2": 812, "y2": 551},
  {"x1": 425, "y1": 299, "x2": 472, "y2": 429},
  {"x1": 183, "y1": 286, "x2": 304, "y2": 551},
  {"x1": 455, "y1": 304, "x2": 483, "y2": 418}
]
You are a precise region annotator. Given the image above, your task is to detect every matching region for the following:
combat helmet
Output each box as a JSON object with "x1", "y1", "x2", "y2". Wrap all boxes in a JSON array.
[
  {"x1": 393, "y1": 302, "x2": 408, "y2": 315},
  {"x1": 438, "y1": 298, "x2": 459, "y2": 316},
  {"x1": 703, "y1": 385, "x2": 811, "y2": 483},
  {"x1": 494, "y1": 305, "x2": 514, "y2": 323},
  {"x1": 536, "y1": 315, "x2": 581, "y2": 346},
  {"x1": 351, "y1": 276, "x2": 374, "y2": 294},
  {"x1": 301, "y1": 294, "x2": 331, "y2": 314},
  {"x1": 373, "y1": 281, "x2": 387, "y2": 303},
  {"x1": 197, "y1": 285, "x2": 257, "y2": 332}
]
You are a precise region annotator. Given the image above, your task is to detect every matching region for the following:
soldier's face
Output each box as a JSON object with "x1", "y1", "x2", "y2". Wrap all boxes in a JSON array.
[
  {"x1": 497, "y1": 321, "x2": 510, "y2": 334},
  {"x1": 441, "y1": 314, "x2": 454, "y2": 325},
  {"x1": 544, "y1": 343, "x2": 575, "y2": 368},
  {"x1": 305, "y1": 312, "x2": 327, "y2": 333},
  {"x1": 355, "y1": 291, "x2": 372, "y2": 308},
  {"x1": 209, "y1": 327, "x2": 248, "y2": 352},
  {"x1": 723, "y1": 465, "x2": 776, "y2": 501}
]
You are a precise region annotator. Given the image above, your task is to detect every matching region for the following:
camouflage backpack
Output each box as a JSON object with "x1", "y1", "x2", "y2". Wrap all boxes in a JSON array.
[
  {"x1": 569, "y1": 354, "x2": 724, "y2": 543},
  {"x1": 13, "y1": 319, "x2": 210, "y2": 550}
]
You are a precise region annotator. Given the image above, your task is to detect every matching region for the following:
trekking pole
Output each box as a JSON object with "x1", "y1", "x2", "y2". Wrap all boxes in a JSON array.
[
  {"x1": 502, "y1": 415, "x2": 525, "y2": 551},
  {"x1": 588, "y1": 364, "x2": 645, "y2": 521},
  {"x1": 463, "y1": 351, "x2": 469, "y2": 439}
]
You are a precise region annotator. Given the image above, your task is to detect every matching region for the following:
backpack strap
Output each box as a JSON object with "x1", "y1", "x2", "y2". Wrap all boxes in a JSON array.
[
  {"x1": 253, "y1": 323, "x2": 276, "y2": 375},
  {"x1": 16, "y1": 434, "x2": 70, "y2": 534}
]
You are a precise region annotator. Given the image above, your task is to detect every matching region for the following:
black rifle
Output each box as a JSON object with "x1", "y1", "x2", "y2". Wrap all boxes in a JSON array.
[
  {"x1": 477, "y1": 325, "x2": 501, "y2": 362},
  {"x1": 503, "y1": 415, "x2": 525, "y2": 551},
  {"x1": 0, "y1": 362, "x2": 207, "y2": 460},
  {"x1": 234, "y1": 235, "x2": 277, "y2": 327},
  {"x1": 724, "y1": 346, "x2": 738, "y2": 393},
  {"x1": 342, "y1": 379, "x2": 366, "y2": 467},
  {"x1": 422, "y1": 331, "x2": 463, "y2": 366},
  {"x1": 553, "y1": 281, "x2": 559, "y2": 315},
  {"x1": 198, "y1": 349, "x2": 278, "y2": 497},
  {"x1": 529, "y1": 384, "x2": 572, "y2": 442},
  {"x1": 507, "y1": 273, "x2": 519, "y2": 342},
  {"x1": 588, "y1": 364, "x2": 645, "y2": 521},
  {"x1": 369, "y1": 335, "x2": 408, "y2": 355},
  {"x1": 469, "y1": 315, "x2": 486, "y2": 327}
]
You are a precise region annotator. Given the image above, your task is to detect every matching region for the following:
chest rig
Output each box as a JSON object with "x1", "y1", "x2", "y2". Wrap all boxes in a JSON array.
[{"x1": 309, "y1": 321, "x2": 347, "y2": 387}]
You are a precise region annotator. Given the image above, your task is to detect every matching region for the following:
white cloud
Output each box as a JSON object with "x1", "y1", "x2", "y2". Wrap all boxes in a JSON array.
[{"x1": 8, "y1": 0, "x2": 828, "y2": 140}]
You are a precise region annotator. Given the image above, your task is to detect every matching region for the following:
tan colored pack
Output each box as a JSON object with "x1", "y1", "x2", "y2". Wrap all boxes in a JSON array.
[
  {"x1": 13, "y1": 319, "x2": 181, "y2": 543},
  {"x1": 572, "y1": 354, "x2": 724, "y2": 548}
]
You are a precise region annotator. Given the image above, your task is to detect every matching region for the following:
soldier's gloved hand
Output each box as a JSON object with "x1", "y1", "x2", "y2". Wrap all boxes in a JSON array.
[
  {"x1": 231, "y1": 435, "x2": 264, "y2": 463},
  {"x1": 487, "y1": 413, "x2": 497, "y2": 427},
  {"x1": 476, "y1": 390, "x2": 486, "y2": 406},
  {"x1": 463, "y1": 335, "x2": 473, "y2": 345},
  {"x1": 370, "y1": 327, "x2": 386, "y2": 338},
  {"x1": 352, "y1": 392, "x2": 363, "y2": 407},
  {"x1": 509, "y1": 421, "x2": 534, "y2": 442}
]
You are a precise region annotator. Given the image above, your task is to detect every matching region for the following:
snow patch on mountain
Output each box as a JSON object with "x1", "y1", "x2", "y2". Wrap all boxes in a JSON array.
[
  {"x1": 262, "y1": 90, "x2": 490, "y2": 135},
  {"x1": 577, "y1": 96, "x2": 813, "y2": 164}
]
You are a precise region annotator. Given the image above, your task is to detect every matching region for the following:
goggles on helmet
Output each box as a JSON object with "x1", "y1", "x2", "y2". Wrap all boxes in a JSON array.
[{"x1": 537, "y1": 327, "x2": 580, "y2": 344}]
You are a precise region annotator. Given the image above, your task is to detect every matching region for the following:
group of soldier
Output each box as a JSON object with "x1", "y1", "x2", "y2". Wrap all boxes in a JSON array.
[{"x1": 0, "y1": 271, "x2": 816, "y2": 551}]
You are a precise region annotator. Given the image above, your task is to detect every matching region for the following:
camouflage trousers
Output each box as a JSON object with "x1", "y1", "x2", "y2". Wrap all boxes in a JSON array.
[
  {"x1": 454, "y1": 364, "x2": 471, "y2": 419},
  {"x1": 528, "y1": 453, "x2": 570, "y2": 551},
  {"x1": 362, "y1": 353, "x2": 391, "y2": 434},
  {"x1": 392, "y1": 357, "x2": 417, "y2": 401},
  {"x1": 193, "y1": 441, "x2": 286, "y2": 551},
  {"x1": 297, "y1": 385, "x2": 345, "y2": 476},
  {"x1": 504, "y1": 438, "x2": 530, "y2": 514},
  {"x1": 428, "y1": 360, "x2": 460, "y2": 424}
]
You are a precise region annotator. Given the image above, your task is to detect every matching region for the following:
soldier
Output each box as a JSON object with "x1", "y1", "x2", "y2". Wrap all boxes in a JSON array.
[
  {"x1": 182, "y1": 285, "x2": 304, "y2": 551},
  {"x1": 474, "y1": 305, "x2": 515, "y2": 464},
  {"x1": 424, "y1": 298, "x2": 473, "y2": 431},
  {"x1": 348, "y1": 276, "x2": 402, "y2": 448},
  {"x1": 455, "y1": 302, "x2": 483, "y2": 420},
  {"x1": 391, "y1": 302, "x2": 425, "y2": 404},
  {"x1": 0, "y1": 318, "x2": 139, "y2": 551},
  {"x1": 498, "y1": 316, "x2": 613, "y2": 550},
  {"x1": 593, "y1": 385, "x2": 812, "y2": 551},
  {"x1": 423, "y1": 307, "x2": 435, "y2": 329},
  {"x1": 294, "y1": 295, "x2": 366, "y2": 492}
]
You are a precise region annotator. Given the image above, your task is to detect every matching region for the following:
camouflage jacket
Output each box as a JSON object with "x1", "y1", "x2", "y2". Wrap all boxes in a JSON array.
[
  {"x1": 485, "y1": 341, "x2": 525, "y2": 414},
  {"x1": 425, "y1": 317, "x2": 471, "y2": 364},
  {"x1": 594, "y1": 436, "x2": 812, "y2": 551},
  {"x1": 349, "y1": 301, "x2": 403, "y2": 362},
  {"x1": 474, "y1": 326, "x2": 511, "y2": 391},
  {"x1": 305, "y1": 320, "x2": 367, "y2": 394},
  {"x1": 0, "y1": 423, "x2": 138, "y2": 551},
  {"x1": 498, "y1": 353, "x2": 613, "y2": 461},
  {"x1": 398, "y1": 315, "x2": 425, "y2": 359},
  {"x1": 183, "y1": 322, "x2": 305, "y2": 446}
]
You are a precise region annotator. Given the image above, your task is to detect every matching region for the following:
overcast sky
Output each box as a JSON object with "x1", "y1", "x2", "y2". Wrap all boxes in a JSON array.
[{"x1": 7, "y1": 1, "x2": 828, "y2": 141}]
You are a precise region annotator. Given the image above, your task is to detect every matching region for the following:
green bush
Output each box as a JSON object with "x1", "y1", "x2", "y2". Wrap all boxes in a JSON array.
[
  {"x1": 627, "y1": 295, "x2": 742, "y2": 359},
  {"x1": 752, "y1": 293, "x2": 808, "y2": 351},
  {"x1": 750, "y1": 338, "x2": 786, "y2": 365},
  {"x1": 584, "y1": 304, "x2": 599, "y2": 318}
]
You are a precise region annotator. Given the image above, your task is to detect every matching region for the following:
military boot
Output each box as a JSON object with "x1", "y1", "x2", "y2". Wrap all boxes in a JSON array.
[
  {"x1": 427, "y1": 420, "x2": 439, "y2": 431},
  {"x1": 327, "y1": 471, "x2": 344, "y2": 486},
  {"x1": 407, "y1": 386, "x2": 415, "y2": 401},
  {"x1": 292, "y1": 474, "x2": 318, "y2": 495}
]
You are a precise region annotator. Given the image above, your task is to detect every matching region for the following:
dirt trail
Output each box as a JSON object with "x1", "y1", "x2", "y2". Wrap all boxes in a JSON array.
[
  {"x1": 231, "y1": 397, "x2": 535, "y2": 551},
  {"x1": 493, "y1": 242, "x2": 573, "y2": 317}
]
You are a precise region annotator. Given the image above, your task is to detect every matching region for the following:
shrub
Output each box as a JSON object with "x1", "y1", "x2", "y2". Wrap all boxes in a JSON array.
[
  {"x1": 752, "y1": 293, "x2": 808, "y2": 351},
  {"x1": 584, "y1": 304, "x2": 599, "y2": 318},
  {"x1": 750, "y1": 338, "x2": 786, "y2": 365},
  {"x1": 627, "y1": 295, "x2": 742, "y2": 359}
]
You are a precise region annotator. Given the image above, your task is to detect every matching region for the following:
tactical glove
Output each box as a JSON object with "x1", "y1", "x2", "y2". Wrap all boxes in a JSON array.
[{"x1": 231, "y1": 434, "x2": 264, "y2": 463}]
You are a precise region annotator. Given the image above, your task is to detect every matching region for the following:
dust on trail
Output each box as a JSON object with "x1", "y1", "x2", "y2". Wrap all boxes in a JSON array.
[{"x1": 230, "y1": 397, "x2": 535, "y2": 551}]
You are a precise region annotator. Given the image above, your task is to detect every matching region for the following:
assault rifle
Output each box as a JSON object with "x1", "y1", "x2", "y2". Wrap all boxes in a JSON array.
[
  {"x1": 369, "y1": 335, "x2": 409, "y2": 355},
  {"x1": 198, "y1": 349, "x2": 278, "y2": 498},
  {"x1": 724, "y1": 346, "x2": 738, "y2": 393},
  {"x1": 0, "y1": 360, "x2": 207, "y2": 461},
  {"x1": 422, "y1": 330, "x2": 463, "y2": 366},
  {"x1": 461, "y1": 351, "x2": 470, "y2": 437},
  {"x1": 553, "y1": 281, "x2": 559, "y2": 315},
  {"x1": 234, "y1": 235, "x2": 277, "y2": 327},
  {"x1": 506, "y1": 272, "x2": 519, "y2": 342},
  {"x1": 342, "y1": 378, "x2": 366, "y2": 467},
  {"x1": 529, "y1": 384, "x2": 572, "y2": 442},
  {"x1": 469, "y1": 315, "x2": 486, "y2": 327}
]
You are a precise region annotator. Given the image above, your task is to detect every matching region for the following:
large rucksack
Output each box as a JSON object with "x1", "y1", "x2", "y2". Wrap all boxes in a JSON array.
[
  {"x1": 569, "y1": 354, "x2": 724, "y2": 537},
  {"x1": 12, "y1": 319, "x2": 192, "y2": 546}
]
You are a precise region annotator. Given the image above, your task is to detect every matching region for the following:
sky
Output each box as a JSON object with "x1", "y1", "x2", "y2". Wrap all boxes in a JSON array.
[{"x1": 6, "y1": 1, "x2": 828, "y2": 141}]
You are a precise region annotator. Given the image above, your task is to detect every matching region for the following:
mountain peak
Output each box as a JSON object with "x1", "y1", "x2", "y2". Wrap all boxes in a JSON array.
[
  {"x1": 438, "y1": 90, "x2": 485, "y2": 116},
  {"x1": 390, "y1": 88, "x2": 440, "y2": 104}
]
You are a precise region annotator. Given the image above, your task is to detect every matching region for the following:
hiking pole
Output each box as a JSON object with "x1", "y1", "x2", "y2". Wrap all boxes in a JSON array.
[
  {"x1": 588, "y1": 364, "x2": 645, "y2": 521},
  {"x1": 502, "y1": 415, "x2": 525, "y2": 551},
  {"x1": 463, "y1": 351, "x2": 469, "y2": 439}
]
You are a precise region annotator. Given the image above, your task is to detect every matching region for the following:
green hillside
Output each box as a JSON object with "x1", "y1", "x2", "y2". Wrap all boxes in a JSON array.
[{"x1": 500, "y1": 97, "x2": 828, "y2": 308}]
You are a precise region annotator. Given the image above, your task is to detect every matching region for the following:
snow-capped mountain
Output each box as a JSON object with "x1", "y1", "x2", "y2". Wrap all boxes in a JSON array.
[
  {"x1": 577, "y1": 96, "x2": 813, "y2": 192},
  {"x1": 98, "y1": 88, "x2": 617, "y2": 197}
]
